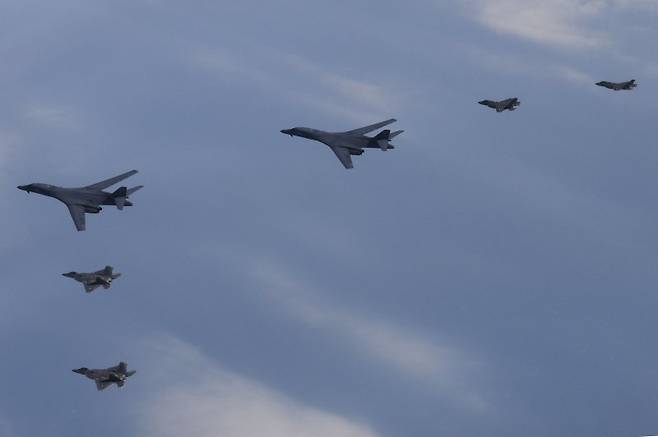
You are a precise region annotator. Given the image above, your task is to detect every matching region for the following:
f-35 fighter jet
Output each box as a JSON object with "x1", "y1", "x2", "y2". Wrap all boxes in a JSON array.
[
  {"x1": 73, "y1": 362, "x2": 136, "y2": 391},
  {"x1": 63, "y1": 266, "x2": 121, "y2": 293},
  {"x1": 280, "y1": 119, "x2": 403, "y2": 169},
  {"x1": 478, "y1": 98, "x2": 520, "y2": 112},
  {"x1": 17, "y1": 170, "x2": 143, "y2": 231},
  {"x1": 596, "y1": 79, "x2": 637, "y2": 91}
]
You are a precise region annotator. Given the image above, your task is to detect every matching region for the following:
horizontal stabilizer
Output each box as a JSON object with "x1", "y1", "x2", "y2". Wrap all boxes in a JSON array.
[
  {"x1": 390, "y1": 130, "x2": 404, "y2": 139},
  {"x1": 127, "y1": 185, "x2": 144, "y2": 196}
]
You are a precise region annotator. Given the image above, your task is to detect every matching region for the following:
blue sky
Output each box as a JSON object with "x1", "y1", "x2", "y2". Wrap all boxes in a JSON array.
[{"x1": 2, "y1": 1, "x2": 658, "y2": 436}]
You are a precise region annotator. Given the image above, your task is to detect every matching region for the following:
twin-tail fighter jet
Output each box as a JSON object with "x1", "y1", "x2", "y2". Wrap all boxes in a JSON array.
[
  {"x1": 281, "y1": 118, "x2": 403, "y2": 169},
  {"x1": 17, "y1": 170, "x2": 143, "y2": 231},
  {"x1": 73, "y1": 362, "x2": 136, "y2": 391},
  {"x1": 478, "y1": 97, "x2": 520, "y2": 113},
  {"x1": 62, "y1": 266, "x2": 121, "y2": 293},
  {"x1": 596, "y1": 79, "x2": 637, "y2": 91}
]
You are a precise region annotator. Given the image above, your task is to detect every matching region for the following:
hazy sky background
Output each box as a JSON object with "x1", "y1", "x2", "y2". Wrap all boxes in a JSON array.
[{"x1": 2, "y1": 1, "x2": 658, "y2": 436}]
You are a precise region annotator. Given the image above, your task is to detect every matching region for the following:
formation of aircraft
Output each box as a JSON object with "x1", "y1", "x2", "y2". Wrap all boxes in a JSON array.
[
  {"x1": 478, "y1": 97, "x2": 520, "y2": 113},
  {"x1": 596, "y1": 79, "x2": 637, "y2": 91},
  {"x1": 73, "y1": 362, "x2": 136, "y2": 391},
  {"x1": 12, "y1": 70, "x2": 641, "y2": 394},
  {"x1": 62, "y1": 266, "x2": 121, "y2": 293},
  {"x1": 17, "y1": 170, "x2": 143, "y2": 231},
  {"x1": 281, "y1": 118, "x2": 403, "y2": 169}
]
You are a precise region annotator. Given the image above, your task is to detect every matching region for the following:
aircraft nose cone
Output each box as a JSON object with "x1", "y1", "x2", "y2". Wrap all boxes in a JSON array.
[
  {"x1": 280, "y1": 129, "x2": 293, "y2": 136},
  {"x1": 17, "y1": 185, "x2": 27, "y2": 191}
]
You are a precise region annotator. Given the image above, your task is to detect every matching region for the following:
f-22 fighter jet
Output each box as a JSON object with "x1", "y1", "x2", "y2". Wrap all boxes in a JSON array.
[
  {"x1": 596, "y1": 79, "x2": 637, "y2": 91},
  {"x1": 73, "y1": 362, "x2": 136, "y2": 391},
  {"x1": 281, "y1": 119, "x2": 403, "y2": 169},
  {"x1": 62, "y1": 266, "x2": 121, "y2": 293},
  {"x1": 17, "y1": 170, "x2": 143, "y2": 231},
  {"x1": 478, "y1": 98, "x2": 520, "y2": 112}
]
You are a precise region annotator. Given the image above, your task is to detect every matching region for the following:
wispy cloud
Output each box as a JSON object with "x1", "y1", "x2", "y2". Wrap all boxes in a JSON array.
[
  {"x1": 467, "y1": 0, "x2": 607, "y2": 49},
  {"x1": 137, "y1": 335, "x2": 381, "y2": 437},
  {"x1": 248, "y1": 260, "x2": 488, "y2": 412},
  {"x1": 190, "y1": 48, "x2": 404, "y2": 124},
  {"x1": 465, "y1": 0, "x2": 658, "y2": 51},
  {"x1": 24, "y1": 103, "x2": 81, "y2": 130}
]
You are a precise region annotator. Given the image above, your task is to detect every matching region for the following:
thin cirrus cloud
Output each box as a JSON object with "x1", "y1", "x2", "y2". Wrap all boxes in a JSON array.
[
  {"x1": 249, "y1": 260, "x2": 489, "y2": 412},
  {"x1": 190, "y1": 48, "x2": 403, "y2": 124},
  {"x1": 465, "y1": 0, "x2": 658, "y2": 50},
  {"x1": 136, "y1": 335, "x2": 381, "y2": 437}
]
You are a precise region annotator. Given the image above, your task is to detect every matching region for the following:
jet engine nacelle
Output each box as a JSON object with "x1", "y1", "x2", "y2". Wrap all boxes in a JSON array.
[
  {"x1": 349, "y1": 149, "x2": 364, "y2": 156},
  {"x1": 84, "y1": 206, "x2": 102, "y2": 214}
]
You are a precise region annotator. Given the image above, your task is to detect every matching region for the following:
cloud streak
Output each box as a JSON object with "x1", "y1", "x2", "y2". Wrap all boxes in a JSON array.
[
  {"x1": 137, "y1": 335, "x2": 381, "y2": 437},
  {"x1": 249, "y1": 260, "x2": 488, "y2": 412}
]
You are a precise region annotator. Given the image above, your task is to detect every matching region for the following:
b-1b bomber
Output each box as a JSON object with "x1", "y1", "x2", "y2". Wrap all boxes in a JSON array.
[
  {"x1": 63, "y1": 266, "x2": 121, "y2": 293},
  {"x1": 281, "y1": 119, "x2": 403, "y2": 169},
  {"x1": 17, "y1": 170, "x2": 143, "y2": 231},
  {"x1": 73, "y1": 362, "x2": 136, "y2": 391}
]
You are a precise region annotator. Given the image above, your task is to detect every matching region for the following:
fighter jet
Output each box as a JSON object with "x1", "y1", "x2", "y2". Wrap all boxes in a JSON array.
[
  {"x1": 280, "y1": 119, "x2": 403, "y2": 169},
  {"x1": 62, "y1": 266, "x2": 121, "y2": 293},
  {"x1": 17, "y1": 170, "x2": 143, "y2": 231},
  {"x1": 73, "y1": 362, "x2": 136, "y2": 391},
  {"x1": 596, "y1": 79, "x2": 637, "y2": 91},
  {"x1": 478, "y1": 98, "x2": 520, "y2": 112}
]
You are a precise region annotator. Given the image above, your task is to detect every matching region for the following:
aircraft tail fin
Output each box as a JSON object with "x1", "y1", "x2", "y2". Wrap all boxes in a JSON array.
[
  {"x1": 371, "y1": 129, "x2": 392, "y2": 151},
  {"x1": 112, "y1": 187, "x2": 128, "y2": 210},
  {"x1": 103, "y1": 266, "x2": 114, "y2": 276}
]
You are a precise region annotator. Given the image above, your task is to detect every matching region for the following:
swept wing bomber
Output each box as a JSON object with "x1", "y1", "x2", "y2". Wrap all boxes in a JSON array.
[
  {"x1": 478, "y1": 98, "x2": 520, "y2": 112},
  {"x1": 281, "y1": 119, "x2": 403, "y2": 169},
  {"x1": 17, "y1": 170, "x2": 143, "y2": 231},
  {"x1": 63, "y1": 266, "x2": 121, "y2": 293},
  {"x1": 73, "y1": 362, "x2": 136, "y2": 391}
]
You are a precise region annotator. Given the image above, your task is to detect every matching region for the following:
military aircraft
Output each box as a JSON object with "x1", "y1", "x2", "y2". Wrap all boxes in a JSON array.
[
  {"x1": 62, "y1": 266, "x2": 121, "y2": 293},
  {"x1": 73, "y1": 362, "x2": 136, "y2": 391},
  {"x1": 596, "y1": 79, "x2": 637, "y2": 91},
  {"x1": 280, "y1": 119, "x2": 403, "y2": 169},
  {"x1": 478, "y1": 98, "x2": 520, "y2": 112},
  {"x1": 17, "y1": 170, "x2": 143, "y2": 231}
]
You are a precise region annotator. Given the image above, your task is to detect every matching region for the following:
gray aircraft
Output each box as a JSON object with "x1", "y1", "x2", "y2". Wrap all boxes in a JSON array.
[
  {"x1": 73, "y1": 362, "x2": 136, "y2": 391},
  {"x1": 596, "y1": 79, "x2": 637, "y2": 91},
  {"x1": 17, "y1": 170, "x2": 143, "y2": 231},
  {"x1": 478, "y1": 98, "x2": 520, "y2": 112},
  {"x1": 280, "y1": 119, "x2": 403, "y2": 169},
  {"x1": 62, "y1": 266, "x2": 121, "y2": 293}
]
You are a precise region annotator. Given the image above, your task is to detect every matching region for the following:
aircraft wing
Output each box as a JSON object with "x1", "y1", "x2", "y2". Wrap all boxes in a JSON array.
[
  {"x1": 67, "y1": 204, "x2": 86, "y2": 231},
  {"x1": 342, "y1": 119, "x2": 396, "y2": 136},
  {"x1": 329, "y1": 146, "x2": 354, "y2": 169},
  {"x1": 95, "y1": 380, "x2": 112, "y2": 391},
  {"x1": 84, "y1": 170, "x2": 138, "y2": 190}
]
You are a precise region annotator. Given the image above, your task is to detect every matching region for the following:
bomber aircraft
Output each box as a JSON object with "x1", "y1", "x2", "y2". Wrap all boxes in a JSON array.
[
  {"x1": 73, "y1": 362, "x2": 136, "y2": 391},
  {"x1": 280, "y1": 119, "x2": 403, "y2": 169},
  {"x1": 62, "y1": 266, "x2": 121, "y2": 293},
  {"x1": 17, "y1": 170, "x2": 143, "y2": 231}
]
